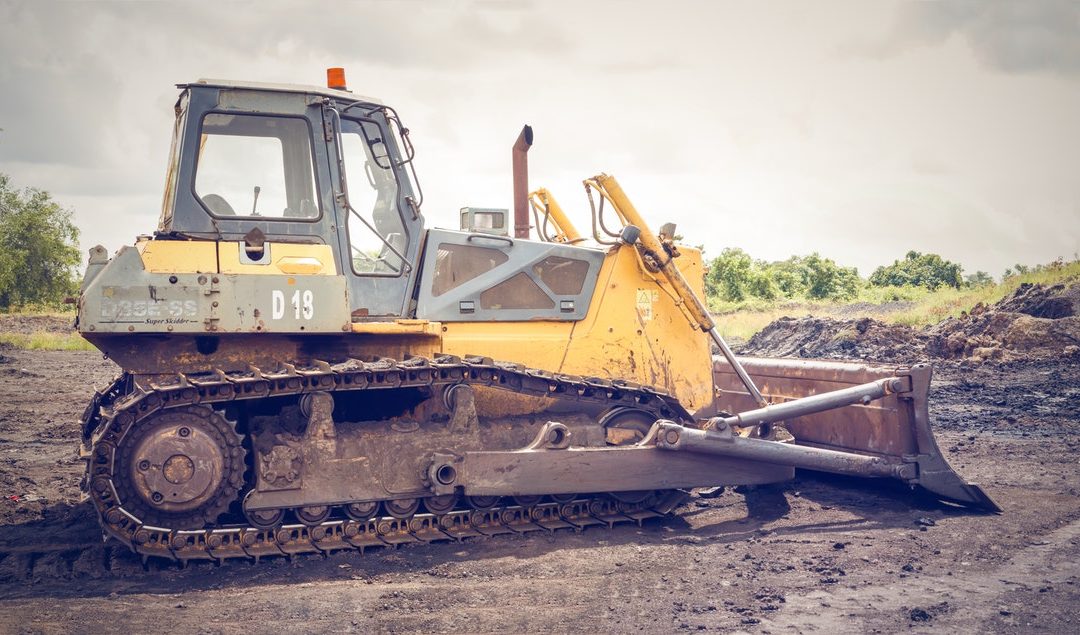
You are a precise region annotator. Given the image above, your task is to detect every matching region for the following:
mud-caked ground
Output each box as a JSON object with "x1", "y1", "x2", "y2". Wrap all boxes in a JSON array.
[{"x1": 0, "y1": 317, "x2": 1078, "y2": 632}]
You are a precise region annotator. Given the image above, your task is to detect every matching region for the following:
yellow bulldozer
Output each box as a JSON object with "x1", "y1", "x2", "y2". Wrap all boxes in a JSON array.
[{"x1": 76, "y1": 69, "x2": 996, "y2": 563}]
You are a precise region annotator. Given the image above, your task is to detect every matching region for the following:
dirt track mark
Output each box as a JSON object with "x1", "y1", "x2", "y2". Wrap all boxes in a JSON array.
[{"x1": 761, "y1": 515, "x2": 1080, "y2": 633}]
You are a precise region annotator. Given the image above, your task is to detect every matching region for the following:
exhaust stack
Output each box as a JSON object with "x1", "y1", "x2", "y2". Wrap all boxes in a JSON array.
[{"x1": 512, "y1": 125, "x2": 533, "y2": 239}]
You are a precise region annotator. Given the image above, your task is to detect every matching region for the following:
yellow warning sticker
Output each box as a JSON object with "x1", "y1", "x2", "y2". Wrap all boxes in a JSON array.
[{"x1": 636, "y1": 289, "x2": 659, "y2": 321}]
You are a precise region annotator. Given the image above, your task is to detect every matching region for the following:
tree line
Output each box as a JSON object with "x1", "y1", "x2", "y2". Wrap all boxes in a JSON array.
[{"x1": 704, "y1": 247, "x2": 1016, "y2": 304}]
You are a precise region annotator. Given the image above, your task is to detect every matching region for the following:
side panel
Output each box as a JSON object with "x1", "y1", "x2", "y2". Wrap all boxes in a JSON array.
[
  {"x1": 138, "y1": 240, "x2": 337, "y2": 277},
  {"x1": 415, "y1": 229, "x2": 605, "y2": 321},
  {"x1": 137, "y1": 240, "x2": 218, "y2": 274},
  {"x1": 562, "y1": 245, "x2": 713, "y2": 413},
  {"x1": 439, "y1": 243, "x2": 714, "y2": 414}
]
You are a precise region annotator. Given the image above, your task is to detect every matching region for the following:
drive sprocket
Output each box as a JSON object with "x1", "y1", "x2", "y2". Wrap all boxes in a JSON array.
[{"x1": 113, "y1": 404, "x2": 245, "y2": 529}]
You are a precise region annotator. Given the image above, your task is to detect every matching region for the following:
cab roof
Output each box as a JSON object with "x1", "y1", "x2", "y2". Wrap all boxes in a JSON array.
[{"x1": 178, "y1": 78, "x2": 384, "y2": 107}]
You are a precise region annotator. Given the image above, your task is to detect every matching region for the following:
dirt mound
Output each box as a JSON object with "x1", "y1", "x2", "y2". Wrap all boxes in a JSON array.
[
  {"x1": 927, "y1": 283, "x2": 1080, "y2": 362},
  {"x1": 741, "y1": 316, "x2": 926, "y2": 362},
  {"x1": 741, "y1": 282, "x2": 1080, "y2": 363},
  {"x1": 994, "y1": 282, "x2": 1079, "y2": 319}
]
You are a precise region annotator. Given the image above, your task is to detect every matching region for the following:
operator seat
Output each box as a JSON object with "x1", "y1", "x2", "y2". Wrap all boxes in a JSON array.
[{"x1": 202, "y1": 193, "x2": 235, "y2": 216}]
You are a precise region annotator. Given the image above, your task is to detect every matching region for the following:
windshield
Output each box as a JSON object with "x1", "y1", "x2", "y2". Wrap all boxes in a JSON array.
[
  {"x1": 340, "y1": 116, "x2": 405, "y2": 275},
  {"x1": 194, "y1": 113, "x2": 319, "y2": 220}
]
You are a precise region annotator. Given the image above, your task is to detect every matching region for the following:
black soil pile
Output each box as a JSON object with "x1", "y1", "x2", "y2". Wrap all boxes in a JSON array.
[
  {"x1": 739, "y1": 316, "x2": 925, "y2": 362},
  {"x1": 740, "y1": 281, "x2": 1080, "y2": 363}
]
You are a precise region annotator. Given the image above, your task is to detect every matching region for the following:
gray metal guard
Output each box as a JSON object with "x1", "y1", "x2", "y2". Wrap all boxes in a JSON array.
[
  {"x1": 415, "y1": 229, "x2": 605, "y2": 322},
  {"x1": 79, "y1": 245, "x2": 351, "y2": 335}
]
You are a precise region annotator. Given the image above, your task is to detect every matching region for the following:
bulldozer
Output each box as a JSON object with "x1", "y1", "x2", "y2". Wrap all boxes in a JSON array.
[{"x1": 75, "y1": 69, "x2": 997, "y2": 563}]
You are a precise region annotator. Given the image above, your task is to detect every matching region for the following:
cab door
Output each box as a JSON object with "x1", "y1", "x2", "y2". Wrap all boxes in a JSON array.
[{"x1": 327, "y1": 110, "x2": 424, "y2": 318}]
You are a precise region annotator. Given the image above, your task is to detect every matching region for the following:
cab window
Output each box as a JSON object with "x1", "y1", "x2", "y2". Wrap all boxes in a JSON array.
[
  {"x1": 194, "y1": 113, "x2": 319, "y2": 220},
  {"x1": 340, "y1": 117, "x2": 405, "y2": 275}
]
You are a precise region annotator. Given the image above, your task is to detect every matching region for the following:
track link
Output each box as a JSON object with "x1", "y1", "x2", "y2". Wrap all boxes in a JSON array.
[{"x1": 81, "y1": 354, "x2": 695, "y2": 564}]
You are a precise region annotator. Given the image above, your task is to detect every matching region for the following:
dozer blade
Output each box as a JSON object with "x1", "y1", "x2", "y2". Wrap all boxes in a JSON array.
[{"x1": 706, "y1": 356, "x2": 1000, "y2": 512}]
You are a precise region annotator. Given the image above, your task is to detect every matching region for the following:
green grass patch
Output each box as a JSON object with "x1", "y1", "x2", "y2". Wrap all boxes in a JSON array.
[
  {"x1": 0, "y1": 305, "x2": 78, "y2": 316},
  {"x1": 0, "y1": 331, "x2": 94, "y2": 351}
]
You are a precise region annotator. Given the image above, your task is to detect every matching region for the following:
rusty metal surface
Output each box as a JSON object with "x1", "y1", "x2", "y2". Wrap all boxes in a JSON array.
[
  {"x1": 244, "y1": 392, "x2": 589, "y2": 512},
  {"x1": 83, "y1": 332, "x2": 441, "y2": 376},
  {"x1": 711, "y1": 356, "x2": 999, "y2": 511},
  {"x1": 512, "y1": 125, "x2": 533, "y2": 239},
  {"x1": 113, "y1": 405, "x2": 245, "y2": 528},
  {"x1": 711, "y1": 356, "x2": 917, "y2": 457}
]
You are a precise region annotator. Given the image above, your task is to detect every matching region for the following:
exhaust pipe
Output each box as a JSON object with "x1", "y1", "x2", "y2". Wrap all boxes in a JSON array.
[{"x1": 512, "y1": 125, "x2": 533, "y2": 239}]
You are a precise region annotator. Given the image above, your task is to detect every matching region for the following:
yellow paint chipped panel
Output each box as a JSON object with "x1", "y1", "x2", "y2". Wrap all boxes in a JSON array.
[
  {"x1": 137, "y1": 240, "x2": 339, "y2": 277},
  {"x1": 277, "y1": 256, "x2": 325, "y2": 275},
  {"x1": 138, "y1": 240, "x2": 218, "y2": 274},
  {"x1": 219, "y1": 242, "x2": 335, "y2": 275},
  {"x1": 351, "y1": 320, "x2": 442, "y2": 336}
]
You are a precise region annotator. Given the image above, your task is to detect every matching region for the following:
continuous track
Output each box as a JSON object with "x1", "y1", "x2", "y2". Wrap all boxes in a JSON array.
[{"x1": 80, "y1": 355, "x2": 696, "y2": 564}]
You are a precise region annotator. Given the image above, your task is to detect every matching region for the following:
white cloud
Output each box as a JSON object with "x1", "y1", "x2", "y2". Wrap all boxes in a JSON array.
[{"x1": 1, "y1": 0, "x2": 1077, "y2": 278}]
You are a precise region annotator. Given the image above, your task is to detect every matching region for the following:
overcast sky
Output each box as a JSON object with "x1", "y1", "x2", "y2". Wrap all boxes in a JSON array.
[{"x1": 1, "y1": 0, "x2": 1078, "y2": 279}]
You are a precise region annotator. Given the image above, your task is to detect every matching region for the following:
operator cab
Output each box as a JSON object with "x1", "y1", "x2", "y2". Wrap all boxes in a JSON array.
[{"x1": 156, "y1": 75, "x2": 424, "y2": 318}]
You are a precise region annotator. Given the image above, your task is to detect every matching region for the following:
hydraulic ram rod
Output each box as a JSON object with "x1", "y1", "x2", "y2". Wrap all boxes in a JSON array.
[
  {"x1": 710, "y1": 376, "x2": 908, "y2": 430},
  {"x1": 655, "y1": 422, "x2": 914, "y2": 479},
  {"x1": 654, "y1": 375, "x2": 917, "y2": 480}
]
